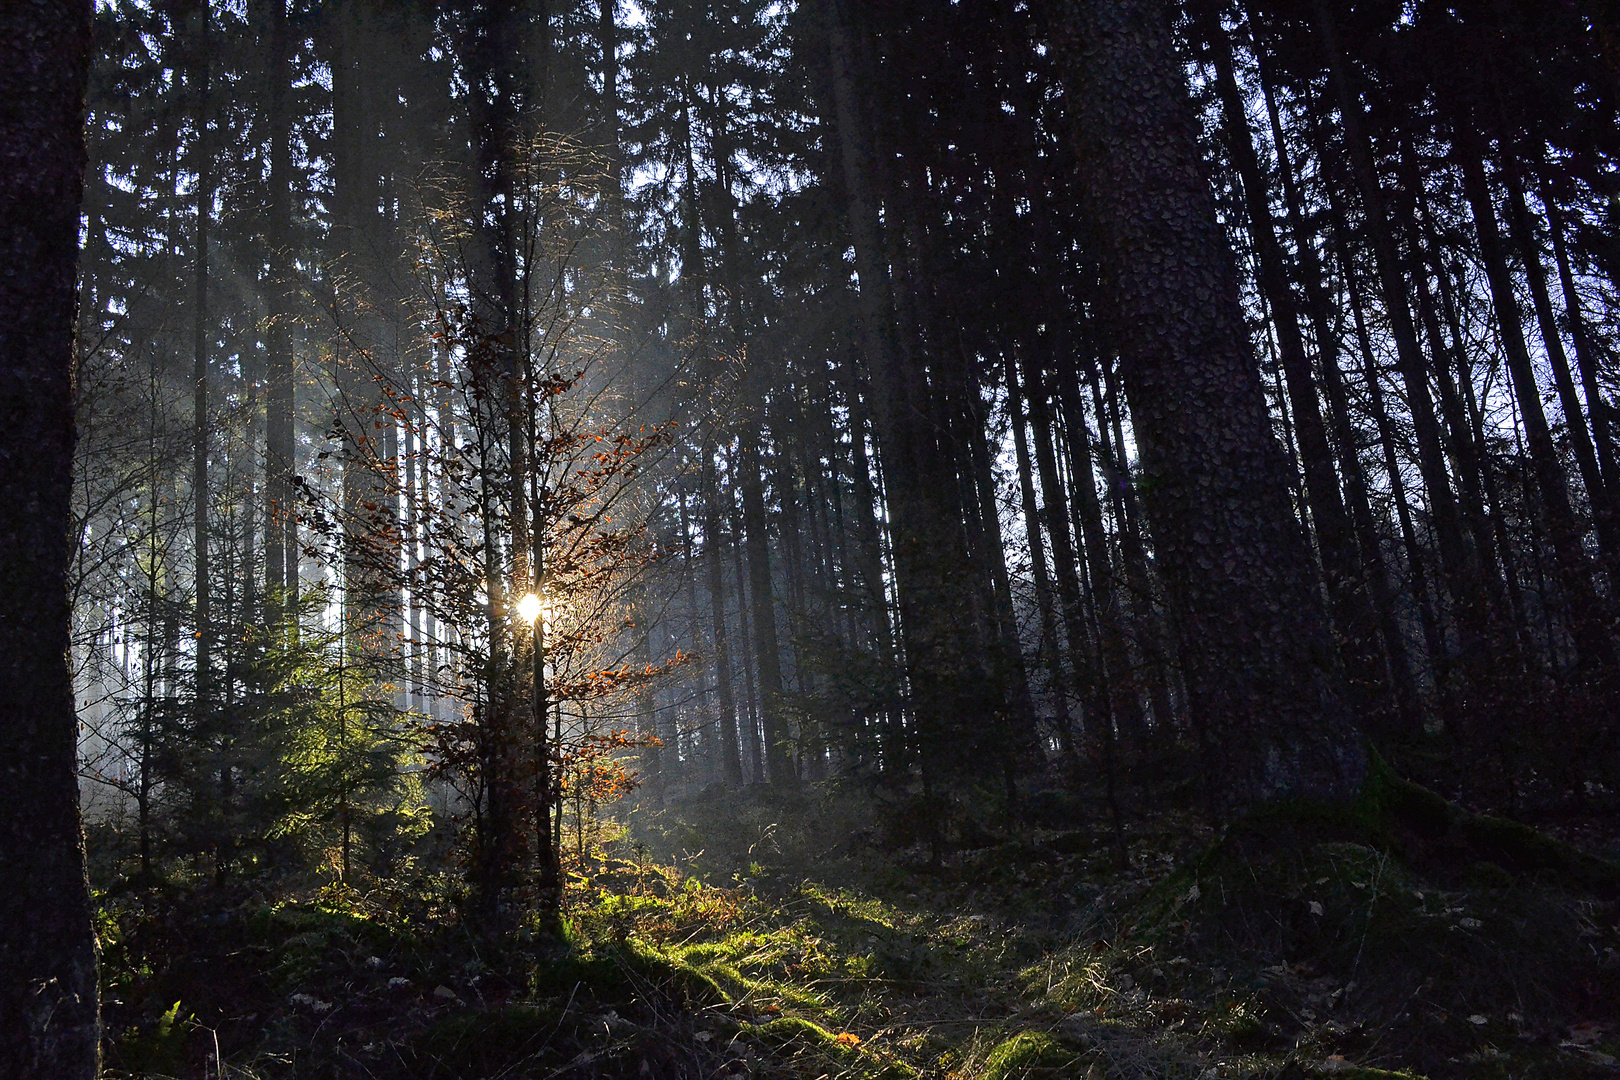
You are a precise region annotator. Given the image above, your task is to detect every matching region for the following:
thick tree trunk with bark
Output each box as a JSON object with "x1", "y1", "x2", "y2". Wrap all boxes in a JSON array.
[
  {"x1": 1055, "y1": 0, "x2": 1366, "y2": 808},
  {"x1": 0, "y1": 4, "x2": 100, "y2": 1077}
]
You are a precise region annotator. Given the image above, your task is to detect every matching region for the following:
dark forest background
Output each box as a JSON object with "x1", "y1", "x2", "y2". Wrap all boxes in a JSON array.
[{"x1": 32, "y1": 0, "x2": 1620, "y2": 1076}]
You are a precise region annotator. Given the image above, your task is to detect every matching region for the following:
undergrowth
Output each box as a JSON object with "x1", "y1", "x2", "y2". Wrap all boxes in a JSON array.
[{"x1": 99, "y1": 772, "x2": 1620, "y2": 1080}]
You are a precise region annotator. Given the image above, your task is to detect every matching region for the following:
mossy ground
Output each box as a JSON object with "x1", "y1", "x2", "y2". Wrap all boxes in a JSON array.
[{"x1": 99, "y1": 772, "x2": 1620, "y2": 1079}]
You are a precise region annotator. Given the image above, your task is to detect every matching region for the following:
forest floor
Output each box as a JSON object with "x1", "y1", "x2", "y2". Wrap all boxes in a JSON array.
[{"x1": 98, "y1": 771, "x2": 1620, "y2": 1080}]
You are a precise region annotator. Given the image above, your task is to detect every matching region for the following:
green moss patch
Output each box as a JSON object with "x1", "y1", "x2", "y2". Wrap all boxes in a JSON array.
[{"x1": 980, "y1": 1031, "x2": 1077, "y2": 1080}]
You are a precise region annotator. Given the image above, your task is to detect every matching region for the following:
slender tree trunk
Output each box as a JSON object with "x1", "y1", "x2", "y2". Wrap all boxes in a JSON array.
[
  {"x1": 598, "y1": 0, "x2": 624, "y2": 260},
  {"x1": 1029, "y1": 350, "x2": 1129, "y2": 851},
  {"x1": 738, "y1": 426, "x2": 792, "y2": 784},
  {"x1": 1503, "y1": 163, "x2": 1616, "y2": 561},
  {"x1": 1407, "y1": 191, "x2": 1533, "y2": 662},
  {"x1": 704, "y1": 455, "x2": 744, "y2": 787},
  {"x1": 824, "y1": 0, "x2": 975, "y2": 768},
  {"x1": 264, "y1": 0, "x2": 296, "y2": 602},
  {"x1": 1055, "y1": 344, "x2": 1154, "y2": 746},
  {"x1": 730, "y1": 485, "x2": 764, "y2": 783},
  {"x1": 837, "y1": 361, "x2": 903, "y2": 768},
  {"x1": 1547, "y1": 195, "x2": 1620, "y2": 500},
  {"x1": 193, "y1": 0, "x2": 213, "y2": 719},
  {"x1": 1086, "y1": 354, "x2": 1178, "y2": 734}
]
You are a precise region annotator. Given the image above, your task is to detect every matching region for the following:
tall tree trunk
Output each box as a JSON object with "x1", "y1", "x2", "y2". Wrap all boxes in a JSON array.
[
  {"x1": 1087, "y1": 353, "x2": 1178, "y2": 735},
  {"x1": 1546, "y1": 194, "x2": 1620, "y2": 501},
  {"x1": 824, "y1": 0, "x2": 977, "y2": 767},
  {"x1": 1504, "y1": 162, "x2": 1620, "y2": 565},
  {"x1": 0, "y1": 3, "x2": 100, "y2": 1075},
  {"x1": 702, "y1": 446, "x2": 744, "y2": 786},
  {"x1": 730, "y1": 484, "x2": 764, "y2": 782},
  {"x1": 192, "y1": 0, "x2": 213, "y2": 719},
  {"x1": 1406, "y1": 188, "x2": 1532, "y2": 663},
  {"x1": 1340, "y1": 238, "x2": 1449, "y2": 678},
  {"x1": 264, "y1": 0, "x2": 297, "y2": 604},
  {"x1": 1056, "y1": 0, "x2": 1365, "y2": 808},
  {"x1": 598, "y1": 0, "x2": 624, "y2": 260},
  {"x1": 738, "y1": 425, "x2": 792, "y2": 784},
  {"x1": 1055, "y1": 344, "x2": 1155, "y2": 746}
]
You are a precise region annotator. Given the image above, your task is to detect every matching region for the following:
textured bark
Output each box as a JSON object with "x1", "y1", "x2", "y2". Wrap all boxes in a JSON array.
[
  {"x1": 0, "y1": 3, "x2": 100, "y2": 1077},
  {"x1": 1056, "y1": 0, "x2": 1365, "y2": 807}
]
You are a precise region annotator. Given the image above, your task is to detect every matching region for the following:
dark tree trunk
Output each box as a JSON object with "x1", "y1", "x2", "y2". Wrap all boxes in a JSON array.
[
  {"x1": 703, "y1": 446, "x2": 745, "y2": 786},
  {"x1": 730, "y1": 485, "x2": 764, "y2": 782},
  {"x1": 1308, "y1": 2, "x2": 1496, "y2": 680},
  {"x1": 1086, "y1": 353, "x2": 1178, "y2": 735},
  {"x1": 1503, "y1": 162, "x2": 1617, "y2": 563},
  {"x1": 1056, "y1": 0, "x2": 1365, "y2": 808},
  {"x1": 738, "y1": 426, "x2": 792, "y2": 784},
  {"x1": 192, "y1": 0, "x2": 213, "y2": 717},
  {"x1": 0, "y1": 3, "x2": 100, "y2": 1076},
  {"x1": 263, "y1": 0, "x2": 297, "y2": 602},
  {"x1": 1055, "y1": 345, "x2": 1154, "y2": 746},
  {"x1": 824, "y1": 0, "x2": 984, "y2": 768}
]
